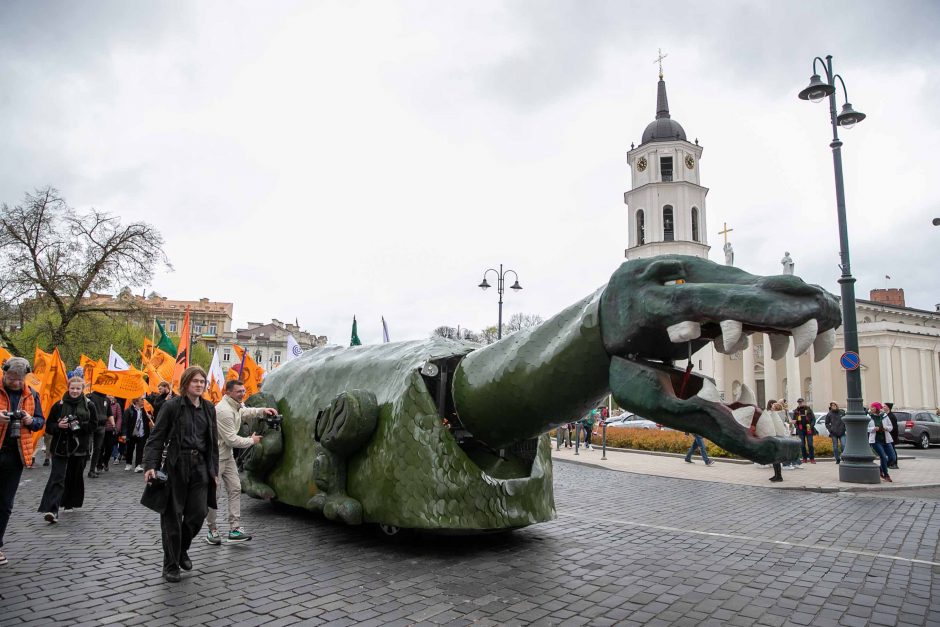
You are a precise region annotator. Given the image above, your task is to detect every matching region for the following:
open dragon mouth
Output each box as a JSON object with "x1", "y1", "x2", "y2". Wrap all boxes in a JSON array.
[{"x1": 608, "y1": 317, "x2": 837, "y2": 465}]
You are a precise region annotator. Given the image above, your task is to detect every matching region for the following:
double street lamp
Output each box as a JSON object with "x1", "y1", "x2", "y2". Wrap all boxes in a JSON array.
[
  {"x1": 478, "y1": 264, "x2": 522, "y2": 340},
  {"x1": 797, "y1": 55, "x2": 878, "y2": 484}
]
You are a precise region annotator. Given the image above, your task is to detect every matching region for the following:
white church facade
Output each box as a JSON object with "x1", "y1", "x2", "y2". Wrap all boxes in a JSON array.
[{"x1": 623, "y1": 73, "x2": 940, "y2": 412}]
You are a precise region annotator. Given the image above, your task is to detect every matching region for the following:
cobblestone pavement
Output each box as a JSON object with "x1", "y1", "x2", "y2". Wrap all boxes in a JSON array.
[{"x1": 2, "y1": 460, "x2": 939, "y2": 626}]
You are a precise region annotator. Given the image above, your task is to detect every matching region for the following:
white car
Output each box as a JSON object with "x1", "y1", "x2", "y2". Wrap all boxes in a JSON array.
[{"x1": 813, "y1": 412, "x2": 830, "y2": 437}]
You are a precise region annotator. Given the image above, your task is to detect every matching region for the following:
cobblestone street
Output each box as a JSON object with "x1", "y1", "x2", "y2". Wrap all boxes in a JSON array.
[{"x1": 2, "y1": 460, "x2": 939, "y2": 626}]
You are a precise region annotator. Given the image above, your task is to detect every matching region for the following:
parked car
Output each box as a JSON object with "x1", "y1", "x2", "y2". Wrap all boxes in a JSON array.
[
  {"x1": 892, "y1": 410, "x2": 940, "y2": 449},
  {"x1": 605, "y1": 414, "x2": 659, "y2": 429},
  {"x1": 814, "y1": 412, "x2": 829, "y2": 437}
]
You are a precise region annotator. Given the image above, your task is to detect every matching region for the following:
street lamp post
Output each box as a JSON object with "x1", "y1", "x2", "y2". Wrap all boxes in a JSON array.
[
  {"x1": 477, "y1": 264, "x2": 522, "y2": 339},
  {"x1": 798, "y1": 55, "x2": 878, "y2": 484}
]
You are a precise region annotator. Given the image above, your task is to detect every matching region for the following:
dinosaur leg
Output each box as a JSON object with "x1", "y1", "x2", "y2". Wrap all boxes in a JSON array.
[{"x1": 241, "y1": 428, "x2": 283, "y2": 501}]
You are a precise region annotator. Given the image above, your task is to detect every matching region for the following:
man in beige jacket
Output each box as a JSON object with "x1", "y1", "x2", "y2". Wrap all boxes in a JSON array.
[{"x1": 205, "y1": 379, "x2": 275, "y2": 545}]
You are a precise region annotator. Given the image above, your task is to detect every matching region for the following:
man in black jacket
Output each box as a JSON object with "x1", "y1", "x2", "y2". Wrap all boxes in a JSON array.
[
  {"x1": 142, "y1": 367, "x2": 219, "y2": 583},
  {"x1": 86, "y1": 391, "x2": 112, "y2": 478}
]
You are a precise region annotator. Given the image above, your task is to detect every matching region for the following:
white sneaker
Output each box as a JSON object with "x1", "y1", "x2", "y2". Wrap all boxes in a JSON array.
[
  {"x1": 134, "y1": 465, "x2": 144, "y2": 473},
  {"x1": 124, "y1": 464, "x2": 132, "y2": 471},
  {"x1": 42, "y1": 512, "x2": 57, "y2": 524}
]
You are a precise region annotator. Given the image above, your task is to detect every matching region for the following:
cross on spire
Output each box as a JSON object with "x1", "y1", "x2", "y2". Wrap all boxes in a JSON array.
[
  {"x1": 654, "y1": 48, "x2": 668, "y2": 79},
  {"x1": 718, "y1": 222, "x2": 734, "y2": 245}
]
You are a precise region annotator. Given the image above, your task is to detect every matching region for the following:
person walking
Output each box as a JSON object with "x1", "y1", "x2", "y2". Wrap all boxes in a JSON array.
[
  {"x1": 0, "y1": 358, "x2": 44, "y2": 567},
  {"x1": 579, "y1": 410, "x2": 596, "y2": 450},
  {"x1": 142, "y1": 367, "x2": 219, "y2": 583},
  {"x1": 555, "y1": 422, "x2": 571, "y2": 450},
  {"x1": 760, "y1": 400, "x2": 791, "y2": 482},
  {"x1": 868, "y1": 402, "x2": 893, "y2": 482},
  {"x1": 123, "y1": 397, "x2": 152, "y2": 472},
  {"x1": 884, "y1": 402, "x2": 900, "y2": 470},
  {"x1": 97, "y1": 395, "x2": 121, "y2": 472},
  {"x1": 86, "y1": 390, "x2": 113, "y2": 478},
  {"x1": 824, "y1": 402, "x2": 847, "y2": 465},
  {"x1": 684, "y1": 434, "x2": 714, "y2": 465},
  {"x1": 205, "y1": 379, "x2": 273, "y2": 545},
  {"x1": 793, "y1": 398, "x2": 816, "y2": 464},
  {"x1": 38, "y1": 377, "x2": 98, "y2": 521}
]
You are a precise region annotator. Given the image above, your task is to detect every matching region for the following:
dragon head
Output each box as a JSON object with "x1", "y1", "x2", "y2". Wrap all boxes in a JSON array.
[{"x1": 599, "y1": 255, "x2": 841, "y2": 464}]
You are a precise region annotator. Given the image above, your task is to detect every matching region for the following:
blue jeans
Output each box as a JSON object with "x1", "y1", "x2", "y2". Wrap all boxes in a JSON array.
[
  {"x1": 800, "y1": 433, "x2": 815, "y2": 460},
  {"x1": 685, "y1": 435, "x2": 710, "y2": 463},
  {"x1": 887, "y1": 442, "x2": 897, "y2": 467},
  {"x1": 831, "y1": 435, "x2": 846, "y2": 462},
  {"x1": 872, "y1": 441, "x2": 891, "y2": 476},
  {"x1": 0, "y1": 448, "x2": 25, "y2": 549}
]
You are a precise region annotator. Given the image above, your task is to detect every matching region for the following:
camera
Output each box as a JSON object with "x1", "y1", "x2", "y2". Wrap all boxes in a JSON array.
[
  {"x1": 150, "y1": 469, "x2": 168, "y2": 485},
  {"x1": 64, "y1": 414, "x2": 81, "y2": 432},
  {"x1": 264, "y1": 413, "x2": 283, "y2": 430},
  {"x1": 7, "y1": 409, "x2": 25, "y2": 439}
]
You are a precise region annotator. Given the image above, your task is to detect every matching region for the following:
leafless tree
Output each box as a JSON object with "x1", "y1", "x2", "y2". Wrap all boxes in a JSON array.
[
  {"x1": 0, "y1": 187, "x2": 170, "y2": 352},
  {"x1": 504, "y1": 312, "x2": 544, "y2": 334}
]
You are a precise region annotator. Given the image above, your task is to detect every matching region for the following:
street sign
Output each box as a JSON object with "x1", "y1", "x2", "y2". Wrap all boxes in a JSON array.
[{"x1": 840, "y1": 351, "x2": 860, "y2": 371}]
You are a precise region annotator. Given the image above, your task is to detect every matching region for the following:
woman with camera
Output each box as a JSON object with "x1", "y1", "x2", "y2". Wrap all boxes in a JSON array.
[{"x1": 38, "y1": 377, "x2": 98, "y2": 522}]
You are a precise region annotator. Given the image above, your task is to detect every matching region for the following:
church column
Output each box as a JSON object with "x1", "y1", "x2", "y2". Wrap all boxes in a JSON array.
[
  {"x1": 810, "y1": 345, "x2": 832, "y2": 410},
  {"x1": 898, "y1": 347, "x2": 912, "y2": 407},
  {"x1": 920, "y1": 349, "x2": 934, "y2": 408},
  {"x1": 713, "y1": 348, "x2": 727, "y2": 403},
  {"x1": 763, "y1": 334, "x2": 779, "y2": 403},
  {"x1": 878, "y1": 346, "x2": 894, "y2": 404},
  {"x1": 785, "y1": 341, "x2": 802, "y2": 403},
  {"x1": 743, "y1": 335, "x2": 756, "y2": 398}
]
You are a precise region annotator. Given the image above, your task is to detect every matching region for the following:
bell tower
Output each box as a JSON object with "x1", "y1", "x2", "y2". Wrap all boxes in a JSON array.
[{"x1": 624, "y1": 68, "x2": 710, "y2": 260}]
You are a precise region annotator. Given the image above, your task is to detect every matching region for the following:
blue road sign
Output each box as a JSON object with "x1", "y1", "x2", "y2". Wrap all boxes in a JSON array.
[{"x1": 840, "y1": 351, "x2": 860, "y2": 371}]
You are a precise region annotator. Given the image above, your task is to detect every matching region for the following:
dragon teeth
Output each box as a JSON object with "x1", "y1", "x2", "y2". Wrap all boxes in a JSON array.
[
  {"x1": 791, "y1": 319, "x2": 818, "y2": 357},
  {"x1": 696, "y1": 378, "x2": 721, "y2": 402},
  {"x1": 813, "y1": 328, "x2": 837, "y2": 362},
  {"x1": 666, "y1": 321, "x2": 702, "y2": 343},
  {"x1": 769, "y1": 333, "x2": 789, "y2": 361},
  {"x1": 720, "y1": 320, "x2": 743, "y2": 353},
  {"x1": 714, "y1": 332, "x2": 748, "y2": 355},
  {"x1": 732, "y1": 406, "x2": 756, "y2": 428},
  {"x1": 736, "y1": 383, "x2": 757, "y2": 406}
]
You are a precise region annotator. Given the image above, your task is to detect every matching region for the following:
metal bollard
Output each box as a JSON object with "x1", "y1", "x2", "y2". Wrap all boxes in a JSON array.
[
  {"x1": 601, "y1": 421, "x2": 607, "y2": 460},
  {"x1": 574, "y1": 423, "x2": 581, "y2": 455}
]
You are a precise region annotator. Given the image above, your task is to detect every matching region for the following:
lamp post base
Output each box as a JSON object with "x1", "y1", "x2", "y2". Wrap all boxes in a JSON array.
[{"x1": 838, "y1": 461, "x2": 881, "y2": 484}]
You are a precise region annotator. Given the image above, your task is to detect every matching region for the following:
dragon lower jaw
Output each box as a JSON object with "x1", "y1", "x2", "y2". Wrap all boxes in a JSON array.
[{"x1": 608, "y1": 356, "x2": 802, "y2": 465}]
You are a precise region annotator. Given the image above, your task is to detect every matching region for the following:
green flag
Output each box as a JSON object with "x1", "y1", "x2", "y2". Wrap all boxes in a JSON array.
[
  {"x1": 155, "y1": 319, "x2": 177, "y2": 355},
  {"x1": 350, "y1": 316, "x2": 362, "y2": 346}
]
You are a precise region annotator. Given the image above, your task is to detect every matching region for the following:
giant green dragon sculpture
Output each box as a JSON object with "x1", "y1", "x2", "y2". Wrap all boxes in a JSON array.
[{"x1": 242, "y1": 255, "x2": 841, "y2": 532}]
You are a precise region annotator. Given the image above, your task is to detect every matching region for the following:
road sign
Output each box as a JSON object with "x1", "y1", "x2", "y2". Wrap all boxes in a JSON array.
[{"x1": 840, "y1": 351, "x2": 860, "y2": 371}]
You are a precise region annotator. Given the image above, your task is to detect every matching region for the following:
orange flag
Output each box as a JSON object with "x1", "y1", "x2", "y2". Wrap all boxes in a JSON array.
[
  {"x1": 171, "y1": 308, "x2": 191, "y2": 394},
  {"x1": 227, "y1": 344, "x2": 265, "y2": 396},
  {"x1": 0, "y1": 346, "x2": 11, "y2": 365},
  {"x1": 31, "y1": 348, "x2": 67, "y2": 447},
  {"x1": 90, "y1": 369, "x2": 147, "y2": 399}
]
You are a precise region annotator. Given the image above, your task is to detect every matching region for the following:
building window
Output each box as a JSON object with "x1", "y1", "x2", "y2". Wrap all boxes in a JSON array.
[
  {"x1": 193, "y1": 323, "x2": 202, "y2": 334},
  {"x1": 691, "y1": 207, "x2": 700, "y2": 242},
  {"x1": 660, "y1": 156, "x2": 673, "y2": 182},
  {"x1": 168, "y1": 320, "x2": 177, "y2": 333},
  {"x1": 208, "y1": 324, "x2": 217, "y2": 336},
  {"x1": 255, "y1": 350, "x2": 262, "y2": 363},
  {"x1": 223, "y1": 349, "x2": 231, "y2": 362},
  {"x1": 636, "y1": 210, "x2": 646, "y2": 245},
  {"x1": 663, "y1": 205, "x2": 674, "y2": 242},
  {"x1": 273, "y1": 351, "x2": 281, "y2": 364}
]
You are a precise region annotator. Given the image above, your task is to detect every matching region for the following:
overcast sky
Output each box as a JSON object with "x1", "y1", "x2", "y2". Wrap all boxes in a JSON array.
[{"x1": 2, "y1": 1, "x2": 939, "y2": 345}]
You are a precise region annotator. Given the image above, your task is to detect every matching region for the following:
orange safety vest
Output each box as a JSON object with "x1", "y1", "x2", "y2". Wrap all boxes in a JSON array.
[{"x1": 0, "y1": 386, "x2": 38, "y2": 466}]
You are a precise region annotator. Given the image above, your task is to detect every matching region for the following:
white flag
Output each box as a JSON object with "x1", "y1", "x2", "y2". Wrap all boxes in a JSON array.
[
  {"x1": 286, "y1": 334, "x2": 303, "y2": 361},
  {"x1": 208, "y1": 349, "x2": 225, "y2": 393},
  {"x1": 107, "y1": 345, "x2": 130, "y2": 371}
]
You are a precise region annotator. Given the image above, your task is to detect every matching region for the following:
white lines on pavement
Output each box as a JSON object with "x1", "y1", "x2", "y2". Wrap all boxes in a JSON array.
[{"x1": 559, "y1": 512, "x2": 940, "y2": 567}]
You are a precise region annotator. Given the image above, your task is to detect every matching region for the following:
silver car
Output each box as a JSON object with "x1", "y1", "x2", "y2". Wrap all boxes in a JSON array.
[{"x1": 605, "y1": 414, "x2": 660, "y2": 429}]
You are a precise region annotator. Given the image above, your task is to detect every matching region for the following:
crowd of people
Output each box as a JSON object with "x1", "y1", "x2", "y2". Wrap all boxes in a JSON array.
[{"x1": 0, "y1": 358, "x2": 271, "y2": 582}]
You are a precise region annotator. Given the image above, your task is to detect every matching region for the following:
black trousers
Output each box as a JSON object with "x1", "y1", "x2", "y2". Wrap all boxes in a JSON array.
[
  {"x1": 160, "y1": 454, "x2": 209, "y2": 570},
  {"x1": 0, "y1": 448, "x2": 24, "y2": 548},
  {"x1": 97, "y1": 432, "x2": 116, "y2": 469},
  {"x1": 127, "y1": 436, "x2": 146, "y2": 466},
  {"x1": 90, "y1": 428, "x2": 106, "y2": 471},
  {"x1": 38, "y1": 455, "x2": 86, "y2": 515}
]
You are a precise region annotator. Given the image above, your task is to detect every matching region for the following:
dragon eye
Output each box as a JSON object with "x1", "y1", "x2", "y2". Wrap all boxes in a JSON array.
[{"x1": 664, "y1": 279, "x2": 686, "y2": 286}]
